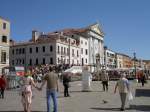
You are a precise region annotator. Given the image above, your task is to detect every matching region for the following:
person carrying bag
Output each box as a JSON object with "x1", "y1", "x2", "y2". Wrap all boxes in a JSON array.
[{"x1": 114, "y1": 73, "x2": 130, "y2": 111}]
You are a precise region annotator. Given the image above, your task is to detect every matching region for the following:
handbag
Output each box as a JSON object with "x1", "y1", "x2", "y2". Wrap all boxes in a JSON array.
[
  {"x1": 128, "y1": 91, "x2": 133, "y2": 101},
  {"x1": 134, "y1": 79, "x2": 138, "y2": 83}
]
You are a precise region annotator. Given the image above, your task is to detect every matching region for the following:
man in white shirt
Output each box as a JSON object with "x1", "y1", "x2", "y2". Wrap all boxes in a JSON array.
[{"x1": 114, "y1": 73, "x2": 130, "y2": 111}]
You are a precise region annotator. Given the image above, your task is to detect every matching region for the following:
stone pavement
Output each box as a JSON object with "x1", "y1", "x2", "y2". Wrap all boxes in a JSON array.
[{"x1": 0, "y1": 80, "x2": 150, "y2": 112}]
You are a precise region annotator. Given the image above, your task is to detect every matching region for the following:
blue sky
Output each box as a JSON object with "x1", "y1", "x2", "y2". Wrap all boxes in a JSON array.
[{"x1": 0, "y1": 0, "x2": 150, "y2": 59}]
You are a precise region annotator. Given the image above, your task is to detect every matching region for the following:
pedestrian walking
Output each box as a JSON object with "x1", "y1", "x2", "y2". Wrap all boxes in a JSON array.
[
  {"x1": 18, "y1": 70, "x2": 39, "y2": 112},
  {"x1": 114, "y1": 73, "x2": 130, "y2": 111},
  {"x1": 0, "y1": 74, "x2": 7, "y2": 99},
  {"x1": 100, "y1": 70, "x2": 109, "y2": 91},
  {"x1": 63, "y1": 73, "x2": 71, "y2": 97},
  {"x1": 141, "y1": 71, "x2": 146, "y2": 87},
  {"x1": 40, "y1": 67, "x2": 59, "y2": 112}
]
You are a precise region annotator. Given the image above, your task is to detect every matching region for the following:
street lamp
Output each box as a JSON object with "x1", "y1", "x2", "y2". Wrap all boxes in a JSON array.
[{"x1": 133, "y1": 52, "x2": 137, "y2": 78}]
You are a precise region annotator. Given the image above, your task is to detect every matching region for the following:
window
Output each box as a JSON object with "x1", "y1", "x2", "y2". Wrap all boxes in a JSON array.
[
  {"x1": 81, "y1": 40, "x2": 83, "y2": 44},
  {"x1": 12, "y1": 49, "x2": 14, "y2": 55},
  {"x1": 50, "y1": 45, "x2": 53, "y2": 52},
  {"x1": 16, "y1": 59, "x2": 18, "y2": 65},
  {"x1": 86, "y1": 59, "x2": 87, "y2": 63},
  {"x1": 2, "y1": 36, "x2": 7, "y2": 43},
  {"x1": 22, "y1": 48, "x2": 25, "y2": 54},
  {"x1": 64, "y1": 47, "x2": 66, "y2": 54},
  {"x1": 82, "y1": 58, "x2": 84, "y2": 66},
  {"x1": 64, "y1": 59, "x2": 66, "y2": 64},
  {"x1": 67, "y1": 48, "x2": 69, "y2": 55},
  {"x1": 61, "y1": 47, "x2": 63, "y2": 54},
  {"x1": 19, "y1": 59, "x2": 21, "y2": 64},
  {"x1": 12, "y1": 60, "x2": 14, "y2": 65},
  {"x1": 43, "y1": 46, "x2": 45, "y2": 52},
  {"x1": 72, "y1": 49, "x2": 74, "y2": 56},
  {"x1": 29, "y1": 48, "x2": 32, "y2": 53},
  {"x1": 43, "y1": 58, "x2": 45, "y2": 64},
  {"x1": 22, "y1": 59, "x2": 24, "y2": 64},
  {"x1": 16, "y1": 49, "x2": 19, "y2": 55},
  {"x1": 36, "y1": 47, "x2": 38, "y2": 53},
  {"x1": 81, "y1": 48, "x2": 83, "y2": 54},
  {"x1": 58, "y1": 46, "x2": 60, "y2": 54},
  {"x1": 58, "y1": 58, "x2": 59, "y2": 63},
  {"x1": 85, "y1": 49, "x2": 88, "y2": 55},
  {"x1": 77, "y1": 60, "x2": 79, "y2": 65},
  {"x1": 36, "y1": 58, "x2": 38, "y2": 65},
  {"x1": 107, "y1": 52, "x2": 109, "y2": 57},
  {"x1": 77, "y1": 50, "x2": 79, "y2": 57},
  {"x1": 50, "y1": 58, "x2": 53, "y2": 64},
  {"x1": 112, "y1": 54, "x2": 115, "y2": 58},
  {"x1": 29, "y1": 59, "x2": 32, "y2": 65},
  {"x1": 72, "y1": 59, "x2": 74, "y2": 65},
  {"x1": 3, "y1": 23, "x2": 6, "y2": 29},
  {"x1": 85, "y1": 42, "x2": 87, "y2": 45},
  {"x1": 1, "y1": 51, "x2": 6, "y2": 64},
  {"x1": 19, "y1": 48, "x2": 21, "y2": 54},
  {"x1": 67, "y1": 59, "x2": 69, "y2": 63}
]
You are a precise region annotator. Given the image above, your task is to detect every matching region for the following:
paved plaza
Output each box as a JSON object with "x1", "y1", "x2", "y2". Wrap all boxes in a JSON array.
[{"x1": 0, "y1": 80, "x2": 150, "y2": 112}]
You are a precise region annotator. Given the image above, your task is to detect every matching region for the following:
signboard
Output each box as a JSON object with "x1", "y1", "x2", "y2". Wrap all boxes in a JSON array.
[{"x1": 15, "y1": 66, "x2": 24, "y2": 71}]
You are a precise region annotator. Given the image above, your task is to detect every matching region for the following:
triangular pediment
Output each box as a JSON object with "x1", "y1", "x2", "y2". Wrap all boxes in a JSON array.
[{"x1": 88, "y1": 23, "x2": 104, "y2": 36}]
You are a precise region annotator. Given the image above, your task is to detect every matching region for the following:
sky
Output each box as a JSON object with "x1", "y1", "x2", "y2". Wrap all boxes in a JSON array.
[{"x1": 0, "y1": 0, "x2": 150, "y2": 60}]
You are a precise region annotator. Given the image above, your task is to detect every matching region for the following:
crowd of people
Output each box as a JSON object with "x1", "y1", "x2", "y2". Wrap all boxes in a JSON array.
[
  {"x1": 0, "y1": 64, "x2": 149, "y2": 112},
  {"x1": 27, "y1": 64, "x2": 69, "y2": 82}
]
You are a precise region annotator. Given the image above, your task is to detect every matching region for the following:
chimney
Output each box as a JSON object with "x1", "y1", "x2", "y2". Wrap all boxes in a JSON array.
[{"x1": 32, "y1": 30, "x2": 40, "y2": 42}]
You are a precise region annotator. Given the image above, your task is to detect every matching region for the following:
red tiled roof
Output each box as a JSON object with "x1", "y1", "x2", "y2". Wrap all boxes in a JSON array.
[{"x1": 49, "y1": 28, "x2": 88, "y2": 36}]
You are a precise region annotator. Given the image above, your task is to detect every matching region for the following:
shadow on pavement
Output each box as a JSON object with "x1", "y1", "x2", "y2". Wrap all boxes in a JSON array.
[
  {"x1": 130, "y1": 105, "x2": 150, "y2": 111},
  {"x1": 59, "y1": 90, "x2": 104, "y2": 94},
  {"x1": 0, "y1": 111, "x2": 46, "y2": 112},
  {"x1": 70, "y1": 90, "x2": 104, "y2": 93},
  {"x1": 57, "y1": 95, "x2": 66, "y2": 98},
  {"x1": 135, "y1": 89, "x2": 150, "y2": 97},
  {"x1": 90, "y1": 107, "x2": 122, "y2": 111}
]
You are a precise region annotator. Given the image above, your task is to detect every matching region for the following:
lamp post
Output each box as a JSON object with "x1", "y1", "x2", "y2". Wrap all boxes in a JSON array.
[
  {"x1": 68, "y1": 38, "x2": 71, "y2": 66},
  {"x1": 133, "y1": 52, "x2": 136, "y2": 78}
]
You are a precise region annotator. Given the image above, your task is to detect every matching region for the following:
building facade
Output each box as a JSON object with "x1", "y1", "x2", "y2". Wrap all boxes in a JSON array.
[
  {"x1": 10, "y1": 23, "x2": 104, "y2": 70},
  {"x1": 10, "y1": 32, "x2": 81, "y2": 69},
  {"x1": 56, "y1": 23, "x2": 104, "y2": 66},
  {"x1": 143, "y1": 60, "x2": 150, "y2": 70},
  {"x1": 0, "y1": 17, "x2": 10, "y2": 73},
  {"x1": 122, "y1": 54, "x2": 132, "y2": 69},
  {"x1": 116, "y1": 53, "x2": 124, "y2": 69},
  {"x1": 104, "y1": 47, "x2": 116, "y2": 70},
  {"x1": 86, "y1": 23, "x2": 104, "y2": 67}
]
